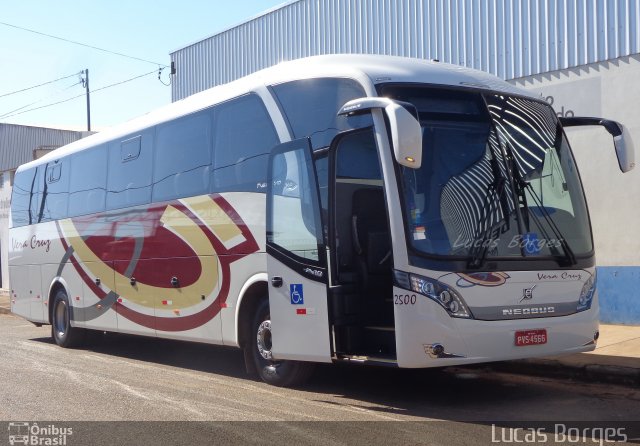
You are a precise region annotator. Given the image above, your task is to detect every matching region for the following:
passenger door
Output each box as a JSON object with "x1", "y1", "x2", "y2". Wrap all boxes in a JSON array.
[{"x1": 266, "y1": 139, "x2": 332, "y2": 363}]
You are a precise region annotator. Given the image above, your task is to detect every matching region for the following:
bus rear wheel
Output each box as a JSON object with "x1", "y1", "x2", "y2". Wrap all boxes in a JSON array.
[
  {"x1": 51, "y1": 289, "x2": 86, "y2": 348},
  {"x1": 250, "y1": 298, "x2": 314, "y2": 387}
]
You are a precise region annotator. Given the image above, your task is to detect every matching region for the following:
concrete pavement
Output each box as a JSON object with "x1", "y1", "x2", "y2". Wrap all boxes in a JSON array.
[
  {"x1": 0, "y1": 290, "x2": 9, "y2": 315},
  {"x1": 0, "y1": 314, "x2": 638, "y2": 425},
  {"x1": 495, "y1": 324, "x2": 640, "y2": 386},
  {"x1": 0, "y1": 295, "x2": 637, "y2": 385}
]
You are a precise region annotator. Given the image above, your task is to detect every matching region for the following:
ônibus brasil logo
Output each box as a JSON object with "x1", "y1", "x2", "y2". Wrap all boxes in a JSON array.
[{"x1": 8, "y1": 422, "x2": 73, "y2": 446}]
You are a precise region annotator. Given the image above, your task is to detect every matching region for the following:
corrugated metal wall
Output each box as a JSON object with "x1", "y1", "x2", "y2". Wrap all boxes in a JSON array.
[
  {"x1": 171, "y1": 0, "x2": 640, "y2": 101},
  {"x1": 0, "y1": 124, "x2": 90, "y2": 171}
]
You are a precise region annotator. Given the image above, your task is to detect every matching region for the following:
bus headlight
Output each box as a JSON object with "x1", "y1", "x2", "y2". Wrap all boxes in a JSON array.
[
  {"x1": 577, "y1": 273, "x2": 596, "y2": 312},
  {"x1": 409, "y1": 274, "x2": 473, "y2": 319}
]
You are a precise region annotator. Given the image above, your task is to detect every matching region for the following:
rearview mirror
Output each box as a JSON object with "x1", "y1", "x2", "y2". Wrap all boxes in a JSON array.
[
  {"x1": 559, "y1": 117, "x2": 636, "y2": 173},
  {"x1": 613, "y1": 124, "x2": 635, "y2": 173},
  {"x1": 338, "y1": 97, "x2": 423, "y2": 169}
]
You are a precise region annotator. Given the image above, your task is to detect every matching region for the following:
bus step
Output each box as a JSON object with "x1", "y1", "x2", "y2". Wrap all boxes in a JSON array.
[
  {"x1": 335, "y1": 354, "x2": 398, "y2": 367},
  {"x1": 363, "y1": 325, "x2": 395, "y2": 332}
]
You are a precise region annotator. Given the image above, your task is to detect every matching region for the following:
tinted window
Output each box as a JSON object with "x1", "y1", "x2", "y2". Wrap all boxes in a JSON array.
[
  {"x1": 69, "y1": 145, "x2": 107, "y2": 217},
  {"x1": 121, "y1": 136, "x2": 141, "y2": 162},
  {"x1": 153, "y1": 111, "x2": 212, "y2": 202},
  {"x1": 212, "y1": 94, "x2": 279, "y2": 193},
  {"x1": 336, "y1": 130, "x2": 382, "y2": 180},
  {"x1": 106, "y1": 131, "x2": 153, "y2": 210},
  {"x1": 11, "y1": 167, "x2": 39, "y2": 227},
  {"x1": 315, "y1": 155, "x2": 329, "y2": 213},
  {"x1": 38, "y1": 159, "x2": 69, "y2": 222},
  {"x1": 272, "y1": 78, "x2": 369, "y2": 148}
]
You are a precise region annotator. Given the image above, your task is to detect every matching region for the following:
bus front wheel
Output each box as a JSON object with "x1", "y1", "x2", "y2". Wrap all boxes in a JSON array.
[
  {"x1": 250, "y1": 298, "x2": 314, "y2": 387},
  {"x1": 51, "y1": 289, "x2": 86, "y2": 348}
]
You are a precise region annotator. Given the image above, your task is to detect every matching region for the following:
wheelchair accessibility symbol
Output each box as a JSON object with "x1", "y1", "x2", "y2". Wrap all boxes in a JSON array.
[{"x1": 290, "y1": 284, "x2": 304, "y2": 305}]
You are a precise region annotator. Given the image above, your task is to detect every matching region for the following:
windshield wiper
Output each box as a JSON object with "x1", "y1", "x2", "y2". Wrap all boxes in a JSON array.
[
  {"x1": 494, "y1": 126, "x2": 577, "y2": 266},
  {"x1": 482, "y1": 95, "x2": 578, "y2": 267},
  {"x1": 467, "y1": 174, "x2": 511, "y2": 269},
  {"x1": 516, "y1": 177, "x2": 577, "y2": 266}
]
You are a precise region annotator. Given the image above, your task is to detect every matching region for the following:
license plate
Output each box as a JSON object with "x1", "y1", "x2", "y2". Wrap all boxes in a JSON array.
[{"x1": 515, "y1": 329, "x2": 547, "y2": 346}]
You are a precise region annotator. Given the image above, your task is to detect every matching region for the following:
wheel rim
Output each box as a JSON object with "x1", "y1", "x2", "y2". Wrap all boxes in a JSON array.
[
  {"x1": 256, "y1": 319, "x2": 273, "y2": 360},
  {"x1": 54, "y1": 300, "x2": 68, "y2": 338}
]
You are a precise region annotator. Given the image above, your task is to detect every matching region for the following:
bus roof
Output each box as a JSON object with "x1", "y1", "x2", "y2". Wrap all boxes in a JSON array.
[{"x1": 18, "y1": 54, "x2": 534, "y2": 172}]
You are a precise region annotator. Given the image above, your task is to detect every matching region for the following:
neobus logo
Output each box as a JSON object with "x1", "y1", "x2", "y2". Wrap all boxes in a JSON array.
[{"x1": 502, "y1": 306, "x2": 555, "y2": 317}]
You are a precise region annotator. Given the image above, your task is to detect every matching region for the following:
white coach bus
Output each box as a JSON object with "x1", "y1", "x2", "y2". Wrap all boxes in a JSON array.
[{"x1": 9, "y1": 55, "x2": 634, "y2": 386}]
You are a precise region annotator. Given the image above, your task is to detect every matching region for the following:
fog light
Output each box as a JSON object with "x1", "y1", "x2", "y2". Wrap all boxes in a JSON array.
[
  {"x1": 594, "y1": 331, "x2": 600, "y2": 341},
  {"x1": 429, "y1": 343, "x2": 445, "y2": 357},
  {"x1": 423, "y1": 343, "x2": 466, "y2": 359}
]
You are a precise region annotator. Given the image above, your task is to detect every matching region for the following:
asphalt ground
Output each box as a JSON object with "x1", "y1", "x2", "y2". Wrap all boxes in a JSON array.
[
  {"x1": 0, "y1": 293, "x2": 9, "y2": 315},
  {"x1": 1, "y1": 314, "x2": 639, "y2": 445}
]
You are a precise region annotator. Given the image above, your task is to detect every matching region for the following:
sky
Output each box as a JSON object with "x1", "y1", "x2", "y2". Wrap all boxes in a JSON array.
[{"x1": 0, "y1": 0, "x2": 287, "y2": 131}]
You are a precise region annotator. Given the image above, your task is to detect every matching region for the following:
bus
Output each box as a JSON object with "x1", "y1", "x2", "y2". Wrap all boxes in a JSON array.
[
  {"x1": 8, "y1": 422, "x2": 29, "y2": 446},
  {"x1": 9, "y1": 55, "x2": 634, "y2": 387}
]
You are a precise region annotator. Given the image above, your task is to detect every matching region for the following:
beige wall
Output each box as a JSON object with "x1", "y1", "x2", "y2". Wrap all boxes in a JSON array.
[{"x1": 511, "y1": 55, "x2": 640, "y2": 267}]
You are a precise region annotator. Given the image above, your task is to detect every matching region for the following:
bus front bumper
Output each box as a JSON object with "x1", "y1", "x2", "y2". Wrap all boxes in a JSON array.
[{"x1": 393, "y1": 292, "x2": 599, "y2": 369}]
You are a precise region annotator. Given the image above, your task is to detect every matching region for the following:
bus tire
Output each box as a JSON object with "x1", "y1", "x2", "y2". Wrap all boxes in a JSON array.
[
  {"x1": 51, "y1": 289, "x2": 86, "y2": 348},
  {"x1": 251, "y1": 298, "x2": 314, "y2": 387}
]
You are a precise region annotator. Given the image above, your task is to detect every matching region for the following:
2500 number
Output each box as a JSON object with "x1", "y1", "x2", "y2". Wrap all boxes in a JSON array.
[{"x1": 394, "y1": 294, "x2": 417, "y2": 305}]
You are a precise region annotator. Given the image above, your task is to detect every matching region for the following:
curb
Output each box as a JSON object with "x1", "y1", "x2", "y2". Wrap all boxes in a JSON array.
[
  {"x1": 482, "y1": 358, "x2": 640, "y2": 387},
  {"x1": 0, "y1": 307, "x2": 11, "y2": 315}
]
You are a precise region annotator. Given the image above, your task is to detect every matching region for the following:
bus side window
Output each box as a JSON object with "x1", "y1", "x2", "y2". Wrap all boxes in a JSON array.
[
  {"x1": 106, "y1": 132, "x2": 153, "y2": 211},
  {"x1": 69, "y1": 145, "x2": 108, "y2": 217},
  {"x1": 211, "y1": 94, "x2": 279, "y2": 193},
  {"x1": 11, "y1": 167, "x2": 39, "y2": 227},
  {"x1": 38, "y1": 160, "x2": 69, "y2": 223},
  {"x1": 271, "y1": 78, "x2": 370, "y2": 149},
  {"x1": 153, "y1": 110, "x2": 212, "y2": 202}
]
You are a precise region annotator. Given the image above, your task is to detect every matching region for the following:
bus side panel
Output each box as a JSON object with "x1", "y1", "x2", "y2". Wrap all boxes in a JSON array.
[
  {"x1": 75, "y1": 261, "x2": 118, "y2": 332},
  {"x1": 114, "y1": 259, "x2": 156, "y2": 337},
  {"x1": 9, "y1": 264, "x2": 31, "y2": 320},
  {"x1": 215, "y1": 193, "x2": 267, "y2": 347},
  {"x1": 8, "y1": 225, "x2": 47, "y2": 322},
  {"x1": 27, "y1": 266, "x2": 44, "y2": 322},
  {"x1": 149, "y1": 255, "x2": 223, "y2": 344},
  {"x1": 220, "y1": 253, "x2": 267, "y2": 346}
]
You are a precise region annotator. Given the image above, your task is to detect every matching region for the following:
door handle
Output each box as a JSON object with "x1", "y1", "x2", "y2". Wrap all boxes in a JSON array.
[{"x1": 271, "y1": 276, "x2": 283, "y2": 288}]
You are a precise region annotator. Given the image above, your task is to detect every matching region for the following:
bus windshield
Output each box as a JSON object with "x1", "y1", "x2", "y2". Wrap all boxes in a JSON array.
[{"x1": 383, "y1": 86, "x2": 592, "y2": 261}]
